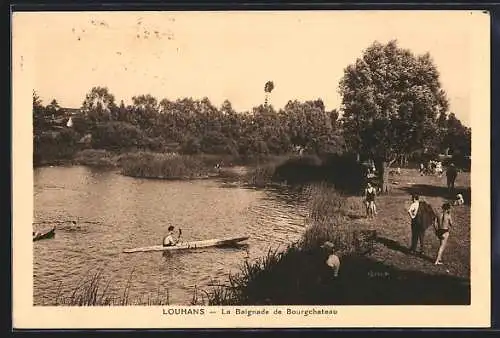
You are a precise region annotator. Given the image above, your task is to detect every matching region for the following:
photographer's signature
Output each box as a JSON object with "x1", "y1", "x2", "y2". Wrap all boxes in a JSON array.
[{"x1": 367, "y1": 271, "x2": 390, "y2": 278}]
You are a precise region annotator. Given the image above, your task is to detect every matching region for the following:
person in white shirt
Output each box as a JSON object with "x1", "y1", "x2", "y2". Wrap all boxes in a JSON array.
[
  {"x1": 408, "y1": 194, "x2": 420, "y2": 218},
  {"x1": 408, "y1": 194, "x2": 421, "y2": 253},
  {"x1": 321, "y1": 241, "x2": 341, "y2": 278},
  {"x1": 435, "y1": 161, "x2": 443, "y2": 176},
  {"x1": 454, "y1": 193, "x2": 464, "y2": 206}
]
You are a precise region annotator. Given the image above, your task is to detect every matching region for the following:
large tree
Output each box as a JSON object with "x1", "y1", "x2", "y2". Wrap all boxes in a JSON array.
[
  {"x1": 81, "y1": 86, "x2": 117, "y2": 123},
  {"x1": 130, "y1": 94, "x2": 159, "y2": 133},
  {"x1": 281, "y1": 99, "x2": 338, "y2": 154},
  {"x1": 441, "y1": 113, "x2": 471, "y2": 157},
  {"x1": 339, "y1": 40, "x2": 449, "y2": 192},
  {"x1": 45, "y1": 99, "x2": 61, "y2": 118}
]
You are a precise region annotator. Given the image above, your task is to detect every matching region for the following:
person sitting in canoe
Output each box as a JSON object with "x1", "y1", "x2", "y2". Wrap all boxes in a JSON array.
[{"x1": 163, "y1": 226, "x2": 182, "y2": 247}]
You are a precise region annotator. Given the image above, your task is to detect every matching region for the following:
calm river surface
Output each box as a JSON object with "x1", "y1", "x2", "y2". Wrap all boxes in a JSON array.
[{"x1": 33, "y1": 166, "x2": 309, "y2": 305}]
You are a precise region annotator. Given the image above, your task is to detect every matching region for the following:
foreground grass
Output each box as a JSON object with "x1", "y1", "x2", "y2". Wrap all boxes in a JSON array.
[{"x1": 42, "y1": 269, "x2": 210, "y2": 306}]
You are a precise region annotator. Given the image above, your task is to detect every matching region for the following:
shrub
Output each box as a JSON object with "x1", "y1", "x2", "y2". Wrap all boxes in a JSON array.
[
  {"x1": 73, "y1": 149, "x2": 118, "y2": 167},
  {"x1": 91, "y1": 121, "x2": 146, "y2": 151}
]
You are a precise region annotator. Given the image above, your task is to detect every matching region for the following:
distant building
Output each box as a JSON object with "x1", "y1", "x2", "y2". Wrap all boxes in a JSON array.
[
  {"x1": 50, "y1": 107, "x2": 82, "y2": 129},
  {"x1": 61, "y1": 108, "x2": 82, "y2": 117}
]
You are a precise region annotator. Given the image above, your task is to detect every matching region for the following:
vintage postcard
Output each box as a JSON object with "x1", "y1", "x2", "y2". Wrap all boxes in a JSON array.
[{"x1": 12, "y1": 10, "x2": 491, "y2": 328}]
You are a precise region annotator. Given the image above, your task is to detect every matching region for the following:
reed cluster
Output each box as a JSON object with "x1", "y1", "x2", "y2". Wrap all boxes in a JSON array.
[
  {"x1": 207, "y1": 182, "x2": 376, "y2": 305},
  {"x1": 120, "y1": 152, "x2": 209, "y2": 179}
]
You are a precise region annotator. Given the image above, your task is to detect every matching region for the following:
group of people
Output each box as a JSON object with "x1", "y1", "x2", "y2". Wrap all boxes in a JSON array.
[
  {"x1": 360, "y1": 162, "x2": 463, "y2": 266},
  {"x1": 362, "y1": 187, "x2": 456, "y2": 265},
  {"x1": 364, "y1": 162, "x2": 460, "y2": 219},
  {"x1": 408, "y1": 194, "x2": 455, "y2": 265},
  {"x1": 419, "y1": 160, "x2": 443, "y2": 176},
  {"x1": 419, "y1": 160, "x2": 459, "y2": 192}
]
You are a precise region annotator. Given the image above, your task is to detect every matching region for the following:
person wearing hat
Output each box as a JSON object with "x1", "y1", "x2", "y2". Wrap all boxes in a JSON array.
[
  {"x1": 321, "y1": 241, "x2": 341, "y2": 278},
  {"x1": 163, "y1": 226, "x2": 182, "y2": 247}
]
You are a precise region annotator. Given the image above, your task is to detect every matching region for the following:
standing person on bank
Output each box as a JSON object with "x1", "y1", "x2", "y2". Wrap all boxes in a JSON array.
[
  {"x1": 364, "y1": 182, "x2": 377, "y2": 218},
  {"x1": 434, "y1": 203, "x2": 453, "y2": 265},
  {"x1": 408, "y1": 194, "x2": 421, "y2": 253},
  {"x1": 446, "y1": 163, "x2": 458, "y2": 192}
]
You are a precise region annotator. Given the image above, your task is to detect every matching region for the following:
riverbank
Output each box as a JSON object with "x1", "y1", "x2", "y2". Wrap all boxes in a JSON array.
[
  {"x1": 207, "y1": 169, "x2": 471, "y2": 305},
  {"x1": 35, "y1": 149, "x2": 291, "y2": 182},
  {"x1": 34, "y1": 166, "x2": 470, "y2": 306},
  {"x1": 34, "y1": 149, "x2": 371, "y2": 196}
]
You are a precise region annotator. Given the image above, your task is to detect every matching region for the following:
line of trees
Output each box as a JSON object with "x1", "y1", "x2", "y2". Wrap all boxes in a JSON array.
[
  {"x1": 33, "y1": 90, "x2": 345, "y2": 163},
  {"x1": 33, "y1": 40, "x2": 471, "y2": 187}
]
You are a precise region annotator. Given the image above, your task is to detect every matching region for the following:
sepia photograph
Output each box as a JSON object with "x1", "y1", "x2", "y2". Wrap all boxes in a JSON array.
[{"x1": 12, "y1": 10, "x2": 490, "y2": 328}]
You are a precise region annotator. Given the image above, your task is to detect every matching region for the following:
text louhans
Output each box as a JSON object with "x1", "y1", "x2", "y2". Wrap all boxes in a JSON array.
[{"x1": 162, "y1": 307, "x2": 338, "y2": 317}]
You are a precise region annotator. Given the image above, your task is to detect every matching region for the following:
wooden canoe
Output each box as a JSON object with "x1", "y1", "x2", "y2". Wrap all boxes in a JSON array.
[
  {"x1": 123, "y1": 236, "x2": 249, "y2": 253},
  {"x1": 33, "y1": 227, "x2": 56, "y2": 242}
]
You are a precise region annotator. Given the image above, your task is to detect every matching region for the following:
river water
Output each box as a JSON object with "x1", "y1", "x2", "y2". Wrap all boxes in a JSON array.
[{"x1": 33, "y1": 166, "x2": 310, "y2": 305}]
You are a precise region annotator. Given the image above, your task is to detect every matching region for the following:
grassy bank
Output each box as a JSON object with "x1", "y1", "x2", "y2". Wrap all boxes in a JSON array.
[{"x1": 207, "y1": 170, "x2": 471, "y2": 305}]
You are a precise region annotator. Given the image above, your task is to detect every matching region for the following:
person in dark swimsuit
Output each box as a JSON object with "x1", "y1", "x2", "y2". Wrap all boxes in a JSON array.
[
  {"x1": 364, "y1": 183, "x2": 377, "y2": 218},
  {"x1": 434, "y1": 203, "x2": 453, "y2": 265},
  {"x1": 446, "y1": 163, "x2": 458, "y2": 192}
]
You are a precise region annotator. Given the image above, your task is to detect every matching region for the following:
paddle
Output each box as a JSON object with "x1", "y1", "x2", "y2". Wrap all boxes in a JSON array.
[{"x1": 177, "y1": 228, "x2": 182, "y2": 244}]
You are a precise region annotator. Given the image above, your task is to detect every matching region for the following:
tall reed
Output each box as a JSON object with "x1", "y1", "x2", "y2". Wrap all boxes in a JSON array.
[
  {"x1": 206, "y1": 182, "x2": 376, "y2": 305},
  {"x1": 72, "y1": 149, "x2": 120, "y2": 168},
  {"x1": 49, "y1": 269, "x2": 172, "y2": 306},
  {"x1": 120, "y1": 152, "x2": 208, "y2": 179}
]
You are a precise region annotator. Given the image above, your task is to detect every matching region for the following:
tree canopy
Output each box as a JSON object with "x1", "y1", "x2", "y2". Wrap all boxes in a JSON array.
[{"x1": 339, "y1": 40, "x2": 450, "y2": 164}]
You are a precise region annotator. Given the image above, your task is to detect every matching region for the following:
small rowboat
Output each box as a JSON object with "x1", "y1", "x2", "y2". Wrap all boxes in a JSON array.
[
  {"x1": 123, "y1": 236, "x2": 249, "y2": 253},
  {"x1": 33, "y1": 227, "x2": 56, "y2": 242}
]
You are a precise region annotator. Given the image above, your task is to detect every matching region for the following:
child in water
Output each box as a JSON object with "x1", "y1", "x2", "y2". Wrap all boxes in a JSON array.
[{"x1": 434, "y1": 203, "x2": 453, "y2": 265}]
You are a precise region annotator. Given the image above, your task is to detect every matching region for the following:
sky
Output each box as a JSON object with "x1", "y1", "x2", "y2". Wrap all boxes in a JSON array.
[{"x1": 14, "y1": 10, "x2": 482, "y2": 126}]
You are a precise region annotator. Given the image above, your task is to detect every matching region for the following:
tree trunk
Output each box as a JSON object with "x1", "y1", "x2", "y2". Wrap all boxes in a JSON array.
[
  {"x1": 379, "y1": 161, "x2": 389, "y2": 194},
  {"x1": 376, "y1": 158, "x2": 395, "y2": 194}
]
